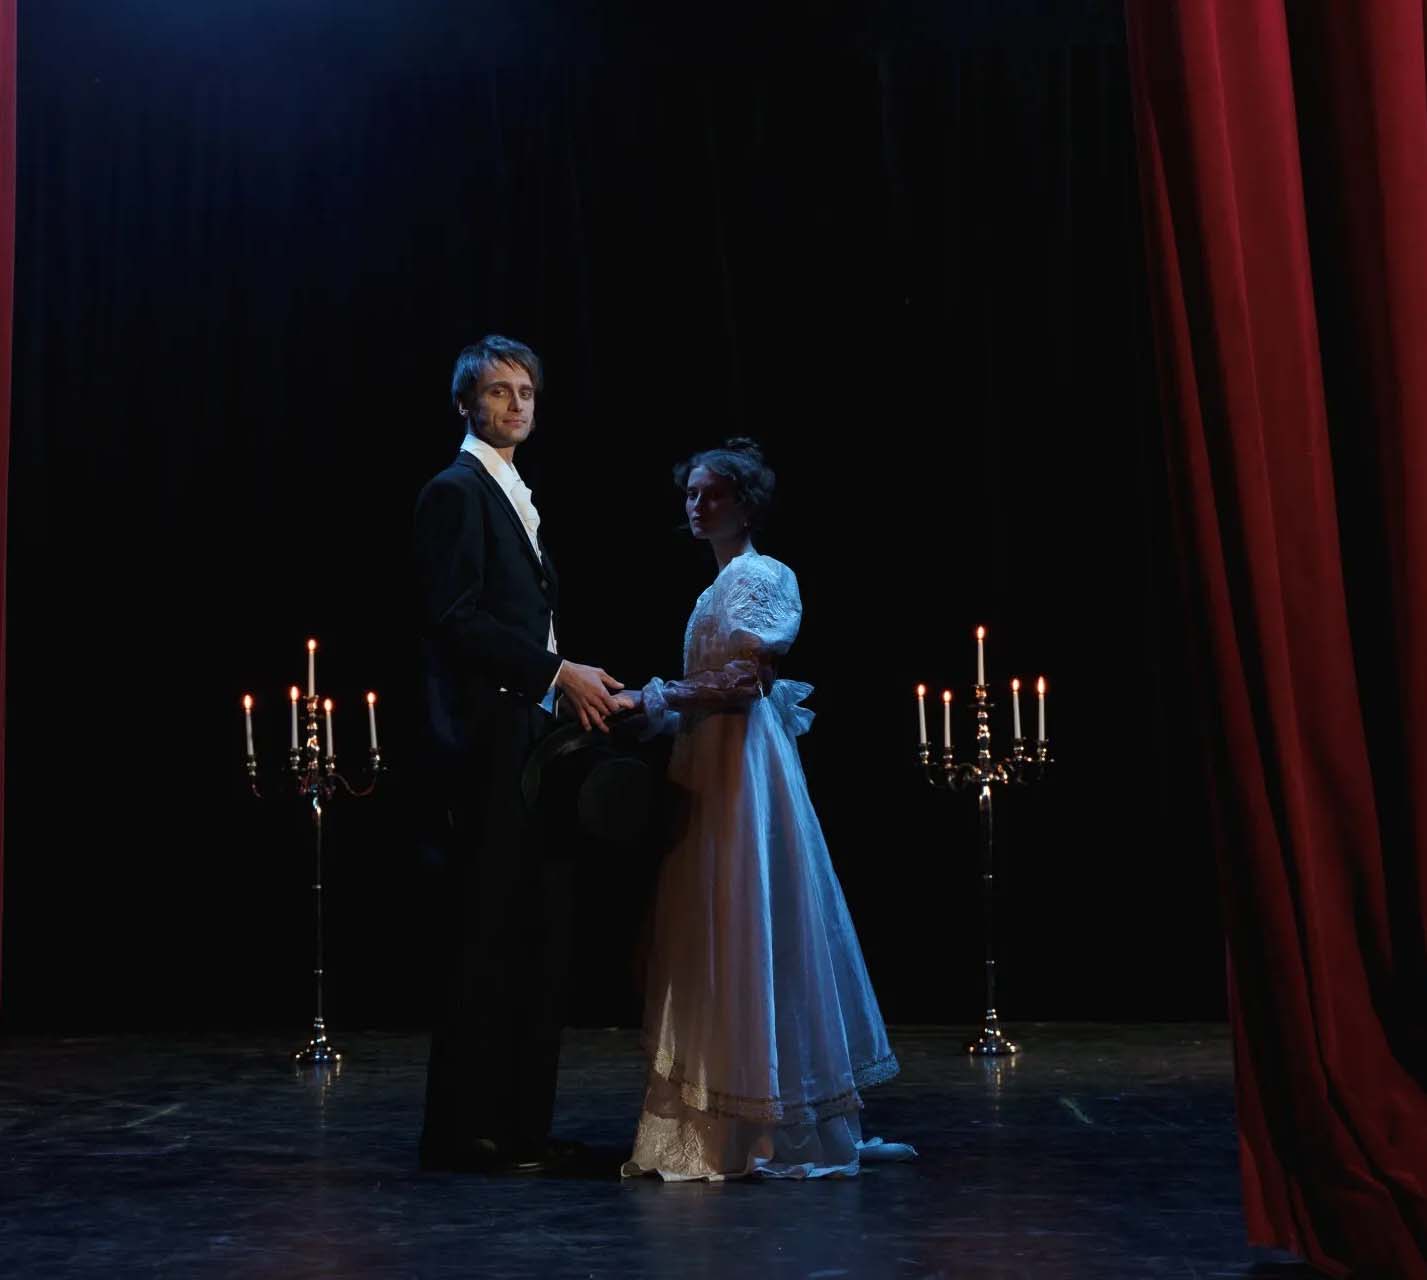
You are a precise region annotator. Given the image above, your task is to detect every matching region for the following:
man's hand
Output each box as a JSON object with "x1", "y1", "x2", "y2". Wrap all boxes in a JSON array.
[{"x1": 554, "y1": 662, "x2": 627, "y2": 733}]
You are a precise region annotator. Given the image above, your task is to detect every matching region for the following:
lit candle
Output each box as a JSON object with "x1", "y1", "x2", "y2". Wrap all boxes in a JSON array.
[
  {"x1": 942, "y1": 689, "x2": 952, "y2": 750},
  {"x1": 242, "y1": 694, "x2": 255, "y2": 759},
  {"x1": 366, "y1": 691, "x2": 379, "y2": 751},
  {"x1": 916, "y1": 685, "x2": 928, "y2": 745},
  {"x1": 289, "y1": 685, "x2": 300, "y2": 750},
  {"x1": 323, "y1": 698, "x2": 334, "y2": 758},
  {"x1": 1037, "y1": 676, "x2": 1047, "y2": 742},
  {"x1": 1011, "y1": 678, "x2": 1022, "y2": 739},
  {"x1": 307, "y1": 638, "x2": 317, "y2": 698},
  {"x1": 976, "y1": 626, "x2": 986, "y2": 687}
]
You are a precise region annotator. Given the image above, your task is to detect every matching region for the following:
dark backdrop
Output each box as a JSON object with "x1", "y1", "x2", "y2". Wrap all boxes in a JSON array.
[{"x1": 3, "y1": 0, "x2": 1218, "y2": 1032}]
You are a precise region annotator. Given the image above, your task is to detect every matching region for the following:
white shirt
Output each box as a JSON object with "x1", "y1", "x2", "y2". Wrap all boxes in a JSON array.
[{"x1": 461, "y1": 433, "x2": 563, "y2": 701}]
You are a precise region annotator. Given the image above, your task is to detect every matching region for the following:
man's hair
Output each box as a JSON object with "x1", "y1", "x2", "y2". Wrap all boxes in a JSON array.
[{"x1": 450, "y1": 335, "x2": 544, "y2": 411}]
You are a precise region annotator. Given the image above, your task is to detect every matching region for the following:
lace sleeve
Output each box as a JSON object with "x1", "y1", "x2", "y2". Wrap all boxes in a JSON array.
[
  {"x1": 724, "y1": 557, "x2": 802, "y2": 659},
  {"x1": 642, "y1": 659, "x2": 766, "y2": 736},
  {"x1": 639, "y1": 558, "x2": 801, "y2": 737}
]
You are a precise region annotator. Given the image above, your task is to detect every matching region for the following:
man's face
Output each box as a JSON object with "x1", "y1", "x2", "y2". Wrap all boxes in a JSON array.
[{"x1": 463, "y1": 359, "x2": 536, "y2": 451}]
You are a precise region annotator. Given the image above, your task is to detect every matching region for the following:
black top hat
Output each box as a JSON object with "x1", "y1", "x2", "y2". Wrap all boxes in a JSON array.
[{"x1": 521, "y1": 718, "x2": 655, "y2": 846}]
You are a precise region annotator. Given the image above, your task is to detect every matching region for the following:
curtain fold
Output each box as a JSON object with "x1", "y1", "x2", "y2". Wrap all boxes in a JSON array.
[
  {"x1": 1125, "y1": 2, "x2": 1427, "y2": 1275},
  {"x1": 0, "y1": 0, "x2": 17, "y2": 1007}
]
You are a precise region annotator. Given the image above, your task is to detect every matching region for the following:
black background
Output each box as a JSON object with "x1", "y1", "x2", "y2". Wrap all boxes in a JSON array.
[{"x1": 3, "y1": 0, "x2": 1221, "y2": 1033}]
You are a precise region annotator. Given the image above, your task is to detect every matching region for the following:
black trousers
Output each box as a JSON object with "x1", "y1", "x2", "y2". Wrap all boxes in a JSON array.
[{"x1": 421, "y1": 699, "x2": 573, "y2": 1151}]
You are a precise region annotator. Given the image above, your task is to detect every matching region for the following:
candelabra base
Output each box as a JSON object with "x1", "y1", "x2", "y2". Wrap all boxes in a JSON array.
[
  {"x1": 966, "y1": 1013, "x2": 1019, "y2": 1057},
  {"x1": 293, "y1": 1019, "x2": 341, "y2": 1068}
]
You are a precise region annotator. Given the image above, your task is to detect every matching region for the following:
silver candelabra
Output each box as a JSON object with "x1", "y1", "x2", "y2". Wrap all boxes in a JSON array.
[
  {"x1": 917, "y1": 651, "x2": 1052, "y2": 1056},
  {"x1": 242, "y1": 640, "x2": 385, "y2": 1067}
]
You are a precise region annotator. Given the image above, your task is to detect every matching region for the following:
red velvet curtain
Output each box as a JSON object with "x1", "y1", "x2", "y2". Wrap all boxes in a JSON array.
[
  {"x1": 1126, "y1": 2, "x2": 1427, "y2": 1276},
  {"x1": 0, "y1": 0, "x2": 15, "y2": 1007}
]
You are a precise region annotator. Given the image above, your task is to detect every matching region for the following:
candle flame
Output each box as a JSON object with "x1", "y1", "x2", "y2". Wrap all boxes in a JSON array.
[
  {"x1": 289, "y1": 685, "x2": 300, "y2": 702},
  {"x1": 1011, "y1": 678, "x2": 1020, "y2": 692},
  {"x1": 366, "y1": 691, "x2": 377, "y2": 706},
  {"x1": 942, "y1": 689, "x2": 952, "y2": 704},
  {"x1": 242, "y1": 694, "x2": 253, "y2": 710},
  {"x1": 323, "y1": 698, "x2": 334, "y2": 713},
  {"x1": 916, "y1": 683, "x2": 926, "y2": 697},
  {"x1": 976, "y1": 625, "x2": 985, "y2": 640},
  {"x1": 307, "y1": 638, "x2": 318, "y2": 653},
  {"x1": 1037, "y1": 676, "x2": 1047, "y2": 695}
]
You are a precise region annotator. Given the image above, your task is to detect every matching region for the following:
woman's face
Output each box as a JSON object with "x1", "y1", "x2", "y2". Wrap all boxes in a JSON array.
[{"x1": 685, "y1": 465, "x2": 747, "y2": 542}]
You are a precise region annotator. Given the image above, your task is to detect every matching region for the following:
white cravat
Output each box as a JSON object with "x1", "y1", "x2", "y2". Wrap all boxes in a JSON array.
[
  {"x1": 462, "y1": 433, "x2": 542, "y2": 561},
  {"x1": 507, "y1": 476, "x2": 543, "y2": 559},
  {"x1": 461, "y1": 434, "x2": 563, "y2": 702}
]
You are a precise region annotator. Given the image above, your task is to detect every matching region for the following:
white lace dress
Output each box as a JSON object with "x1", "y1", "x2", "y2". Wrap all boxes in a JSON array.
[{"x1": 622, "y1": 550, "x2": 915, "y2": 1180}]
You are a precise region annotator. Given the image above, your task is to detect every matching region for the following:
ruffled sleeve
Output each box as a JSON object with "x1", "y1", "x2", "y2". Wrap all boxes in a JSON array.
[
  {"x1": 723, "y1": 555, "x2": 802, "y2": 659},
  {"x1": 640, "y1": 556, "x2": 803, "y2": 737}
]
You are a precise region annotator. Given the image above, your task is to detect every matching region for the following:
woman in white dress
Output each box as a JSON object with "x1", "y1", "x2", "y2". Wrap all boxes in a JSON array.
[{"x1": 618, "y1": 438, "x2": 915, "y2": 1181}]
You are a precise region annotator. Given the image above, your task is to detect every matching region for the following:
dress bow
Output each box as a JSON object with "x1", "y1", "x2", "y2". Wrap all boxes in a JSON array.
[{"x1": 768, "y1": 679, "x2": 815, "y2": 737}]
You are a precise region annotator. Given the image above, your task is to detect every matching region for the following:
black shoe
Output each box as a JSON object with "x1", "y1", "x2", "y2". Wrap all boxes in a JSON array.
[
  {"x1": 418, "y1": 1136, "x2": 547, "y2": 1175},
  {"x1": 534, "y1": 1138, "x2": 624, "y2": 1179},
  {"x1": 539, "y1": 1138, "x2": 592, "y2": 1169}
]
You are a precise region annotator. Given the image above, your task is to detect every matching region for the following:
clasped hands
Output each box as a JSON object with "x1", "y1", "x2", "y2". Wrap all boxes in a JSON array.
[
  {"x1": 554, "y1": 662, "x2": 644, "y2": 734},
  {"x1": 554, "y1": 657, "x2": 778, "y2": 734}
]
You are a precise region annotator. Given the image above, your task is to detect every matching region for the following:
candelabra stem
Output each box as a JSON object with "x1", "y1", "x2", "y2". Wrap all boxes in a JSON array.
[
  {"x1": 967, "y1": 778, "x2": 1018, "y2": 1056},
  {"x1": 295, "y1": 785, "x2": 340, "y2": 1066}
]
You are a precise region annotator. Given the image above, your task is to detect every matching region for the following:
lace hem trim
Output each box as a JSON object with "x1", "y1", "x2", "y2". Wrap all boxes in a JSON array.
[{"x1": 643, "y1": 1041, "x2": 901, "y2": 1125}]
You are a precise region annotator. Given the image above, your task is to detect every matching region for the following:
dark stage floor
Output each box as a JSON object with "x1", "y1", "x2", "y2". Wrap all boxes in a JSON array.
[{"x1": 0, "y1": 1024, "x2": 1312, "y2": 1278}]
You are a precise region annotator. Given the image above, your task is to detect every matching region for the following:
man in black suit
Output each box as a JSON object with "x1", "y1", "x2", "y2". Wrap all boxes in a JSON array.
[{"x1": 414, "y1": 334, "x2": 628, "y2": 1172}]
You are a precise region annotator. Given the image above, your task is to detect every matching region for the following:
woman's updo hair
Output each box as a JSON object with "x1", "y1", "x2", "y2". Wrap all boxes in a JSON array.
[{"x1": 674, "y1": 437, "x2": 777, "y2": 530}]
